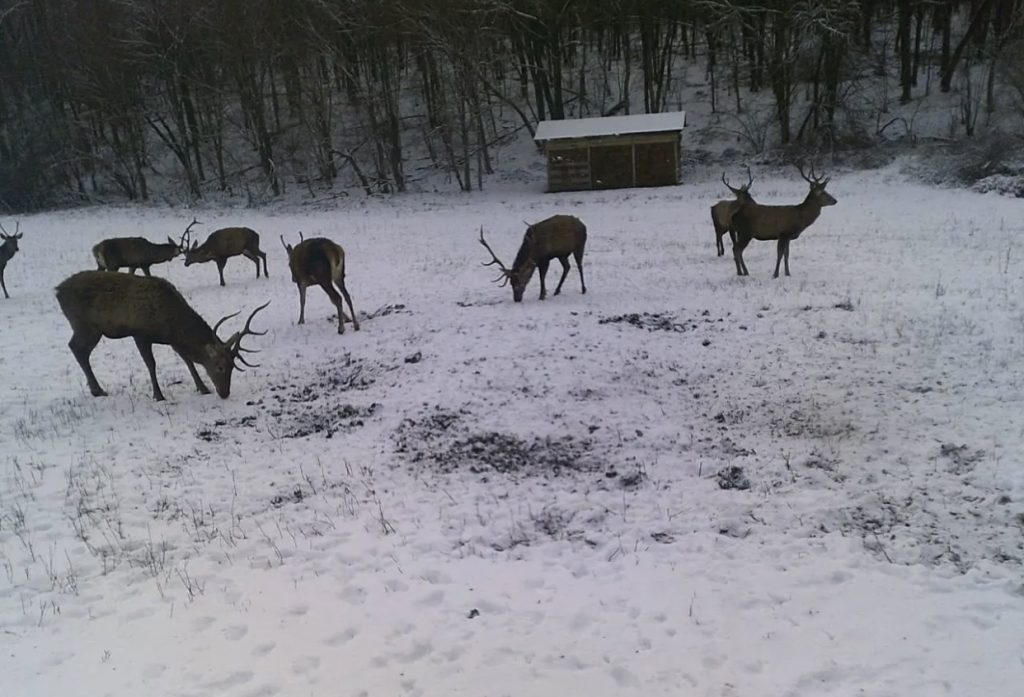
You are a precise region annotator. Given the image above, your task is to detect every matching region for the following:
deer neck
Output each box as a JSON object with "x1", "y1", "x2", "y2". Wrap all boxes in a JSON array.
[{"x1": 797, "y1": 195, "x2": 824, "y2": 229}]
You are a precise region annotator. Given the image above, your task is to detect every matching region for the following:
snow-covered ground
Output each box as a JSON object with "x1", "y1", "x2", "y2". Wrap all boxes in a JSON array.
[{"x1": 2, "y1": 166, "x2": 1023, "y2": 696}]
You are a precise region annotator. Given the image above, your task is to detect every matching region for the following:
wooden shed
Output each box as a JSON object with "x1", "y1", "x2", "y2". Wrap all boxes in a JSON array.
[{"x1": 533, "y1": 111, "x2": 686, "y2": 193}]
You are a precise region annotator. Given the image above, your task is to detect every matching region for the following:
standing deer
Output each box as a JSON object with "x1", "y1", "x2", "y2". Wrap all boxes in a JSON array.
[
  {"x1": 710, "y1": 166, "x2": 756, "y2": 257},
  {"x1": 183, "y1": 224, "x2": 268, "y2": 286},
  {"x1": 0, "y1": 221, "x2": 23, "y2": 299},
  {"x1": 478, "y1": 214, "x2": 587, "y2": 303},
  {"x1": 92, "y1": 218, "x2": 198, "y2": 276},
  {"x1": 280, "y1": 233, "x2": 360, "y2": 335},
  {"x1": 731, "y1": 163, "x2": 837, "y2": 278},
  {"x1": 56, "y1": 270, "x2": 268, "y2": 401}
]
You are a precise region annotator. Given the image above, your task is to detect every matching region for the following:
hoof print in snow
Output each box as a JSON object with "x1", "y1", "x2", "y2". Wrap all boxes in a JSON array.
[
  {"x1": 404, "y1": 351, "x2": 422, "y2": 364},
  {"x1": 467, "y1": 609, "x2": 479, "y2": 619}
]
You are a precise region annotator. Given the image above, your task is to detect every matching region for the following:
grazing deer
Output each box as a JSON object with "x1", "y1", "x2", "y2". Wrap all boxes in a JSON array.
[
  {"x1": 56, "y1": 270, "x2": 268, "y2": 401},
  {"x1": 92, "y1": 218, "x2": 198, "y2": 276},
  {"x1": 731, "y1": 163, "x2": 837, "y2": 278},
  {"x1": 280, "y1": 233, "x2": 359, "y2": 335},
  {"x1": 183, "y1": 224, "x2": 268, "y2": 286},
  {"x1": 0, "y1": 221, "x2": 23, "y2": 299},
  {"x1": 710, "y1": 166, "x2": 756, "y2": 257},
  {"x1": 479, "y1": 214, "x2": 587, "y2": 303}
]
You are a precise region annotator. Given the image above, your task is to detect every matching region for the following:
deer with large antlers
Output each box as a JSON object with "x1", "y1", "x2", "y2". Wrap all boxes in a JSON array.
[
  {"x1": 183, "y1": 223, "x2": 268, "y2": 287},
  {"x1": 280, "y1": 233, "x2": 359, "y2": 335},
  {"x1": 0, "y1": 220, "x2": 23, "y2": 299},
  {"x1": 92, "y1": 218, "x2": 198, "y2": 276},
  {"x1": 56, "y1": 271, "x2": 268, "y2": 401},
  {"x1": 730, "y1": 163, "x2": 837, "y2": 278},
  {"x1": 710, "y1": 166, "x2": 756, "y2": 257},
  {"x1": 479, "y1": 215, "x2": 587, "y2": 303}
]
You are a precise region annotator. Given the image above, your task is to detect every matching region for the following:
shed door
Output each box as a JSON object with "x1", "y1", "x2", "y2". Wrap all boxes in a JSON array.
[
  {"x1": 590, "y1": 145, "x2": 634, "y2": 189},
  {"x1": 634, "y1": 140, "x2": 678, "y2": 187}
]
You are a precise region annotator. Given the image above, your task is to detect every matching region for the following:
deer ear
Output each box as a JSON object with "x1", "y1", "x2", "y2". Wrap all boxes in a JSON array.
[{"x1": 191, "y1": 241, "x2": 198, "y2": 250}]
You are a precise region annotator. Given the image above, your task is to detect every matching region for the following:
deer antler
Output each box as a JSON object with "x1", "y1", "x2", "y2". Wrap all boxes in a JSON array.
[
  {"x1": 722, "y1": 165, "x2": 754, "y2": 194},
  {"x1": 0, "y1": 220, "x2": 16, "y2": 238},
  {"x1": 212, "y1": 310, "x2": 241, "y2": 338},
  {"x1": 228, "y1": 300, "x2": 269, "y2": 351},
  {"x1": 798, "y1": 161, "x2": 829, "y2": 186},
  {"x1": 180, "y1": 217, "x2": 201, "y2": 251},
  {"x1": 280, "y1": 235, "x2": 291, "y2": 254},
  {"x1": 478, "y1": 227, "x2": 512, "y2": 286}
]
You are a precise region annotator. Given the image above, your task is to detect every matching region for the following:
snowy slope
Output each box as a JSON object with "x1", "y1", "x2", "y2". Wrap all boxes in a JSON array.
[{"x1": 1, "y1": 167, "x2": 1023, "y2": 696}]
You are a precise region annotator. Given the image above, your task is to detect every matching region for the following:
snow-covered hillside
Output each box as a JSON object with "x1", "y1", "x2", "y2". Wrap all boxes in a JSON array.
[{"x1": 2, "y1": 166, "x2": 1023, "y2": 696}]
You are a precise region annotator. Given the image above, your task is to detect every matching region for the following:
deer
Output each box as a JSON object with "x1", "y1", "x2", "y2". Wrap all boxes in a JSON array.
[
  {"x1": 478, "y1": 214, "x2": 587, "y2": 303},
  {"x1": 0, "y1": 221, "x2": 23, "y2": 299},
  {"x1": 55, "y1": 270, "x2": 269, "y2": 401},
  {"x1": 710, "y1": 166, "x2": 756, "y2": 257},
  {"x1": 730, "y1": 163, "x2": 837, "y2": 278},
  {"x1": 183, "y1": 223, "x2": 268, "y2": 287},
  {"x1": 280, "y1": 233, "x2": 360, "y2": 335},
  {"x1": 92, "y1": 218, "x2": 198, "y2": 276}
]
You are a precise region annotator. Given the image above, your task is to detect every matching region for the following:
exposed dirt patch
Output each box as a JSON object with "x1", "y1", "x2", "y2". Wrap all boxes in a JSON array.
[
  {"x1": 599, "y1": 310, "x2": 726, "y2": 332},
  {"x1": 393, "y1": 407, "x2": 615, "y2": 480}
]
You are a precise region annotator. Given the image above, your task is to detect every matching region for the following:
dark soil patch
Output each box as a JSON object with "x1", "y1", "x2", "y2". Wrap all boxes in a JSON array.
[
  {"x1": 599, "y1": 309, "x2": 727, "y2": 333},
  {"x1": 284, "y1": 403, "x2": 381, "y2": 439},
  {"x1": 393, "y1": 407, "x2": 602, "y2": 478}
]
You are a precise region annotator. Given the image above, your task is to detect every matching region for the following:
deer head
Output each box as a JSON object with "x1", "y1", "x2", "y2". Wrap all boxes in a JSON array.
[
  {"x1": 0, "y1": 220, "x2": 23, "y2": 251},
  {"x1": 479, "y1": 227, "x2": 532, "y2": 302},
  {"x1": 722, "y1": 165, "x2": 755, "y2": 203},
  {"x1": 206, "y1": 301, "x2": 270, "y2": 398},
  {"x1": 798, "y1": 162, "x2": 837, "y2": 208}
]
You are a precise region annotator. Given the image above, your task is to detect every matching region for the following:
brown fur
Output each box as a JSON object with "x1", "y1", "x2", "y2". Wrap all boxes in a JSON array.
[
  {"x1": 93, "y1": 236, "x2": 181, "y2": 276},
  {"x1": 731, "y1": 166, "x2": 837, "y2": 278},
  {"x1": 710, "y1": 169, "x2": 756, "y2": 257},
  {"x1": 281, "y1": 236, "x2": 359, "y2": 335},
  {"x1": 480, "y1": 215, "x2": 587, "y2": 303},
  {"x1": 184, "y1": 227, "x2": 268, "y2": 286},
  {"x1": 0, "y1": 231, "x2": 22, "y2": 299},
  {"x1": 55, "y1": 271, "x2": 267, "y2": 401}
]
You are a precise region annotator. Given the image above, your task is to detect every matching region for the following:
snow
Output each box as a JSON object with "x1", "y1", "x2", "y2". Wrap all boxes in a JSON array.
[
  {"x1": 534, "y1": 111, "x2": 686, "y2": 141},
  {"x1": 2, "y1": 166, "x2": 1024, "y2": 696}
]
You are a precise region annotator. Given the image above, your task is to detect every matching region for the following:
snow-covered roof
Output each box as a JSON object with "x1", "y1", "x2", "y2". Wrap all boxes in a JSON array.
[{"x1": 533, "y1": 111, "x2": 686, "y2": 141}]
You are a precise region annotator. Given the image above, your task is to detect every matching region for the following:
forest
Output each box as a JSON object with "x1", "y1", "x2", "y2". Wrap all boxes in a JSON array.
[{"x1": 1, "y1": 0, "x2": 1023, "y2": 211}]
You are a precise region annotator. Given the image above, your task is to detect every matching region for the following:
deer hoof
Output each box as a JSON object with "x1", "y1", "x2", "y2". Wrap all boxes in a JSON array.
[
  {"x1": 89, "y1": 387, "x2": 108, "y2": 397},
  {"x1": 353, "y1": 322, "x2": 361, "y2": 331}
]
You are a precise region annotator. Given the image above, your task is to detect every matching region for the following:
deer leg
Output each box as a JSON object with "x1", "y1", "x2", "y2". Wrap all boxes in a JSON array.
[
  {"x1": 712, "y1": 214, "x2": 725, "y2": 256},
  {"x1": 773, "y1": 239, "x2": 786, "y2": 278},
  {"x1": 553, "y1": 257, "x2": 571, "y2": 296},
  {"x1": 216, "y1": 259, "x2": 226, "y2": 286},
  {"x1": 142, "y1": 266, "x2": 152, "y2": 277},
  {"x1": 260, "y1": 251, "x2": 268, "y2": 278},
  {"x1": 128, "y1": 267, "x2": 138, "y2": 275},
  {"x1": 336, "y1": 278, "x2": 359, "y2": 331},
  {"x1": 573, "y1": 249, "x2": 586, "y2": 294},
  {"x1": 537, "y1": 259, "x2": 550, "y2": 300},
  {"x1": 316, "y1": 280, "x2": 348, "y2": 334},
  {"x1": 297, "y1": 283, "x2": 307, "y2": 324},
  {"x1": 783, "y1": 239, "x2": 791, "y2": 276},
  {"x1": 68, "y1": 331, "x2": 106, "y2": 396},
  {"x1": 173, "y1": 348, "x2": 211, "y2": 395},
  {"x1": 733, "y1": 234, "x2": 750, "y2": 276},
  {"x1": 133, "y1": 338, "x2": 166, "y2": 401},
  {"x1": 0, "y1": 269, "x2": 7, "y2": 299}
]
